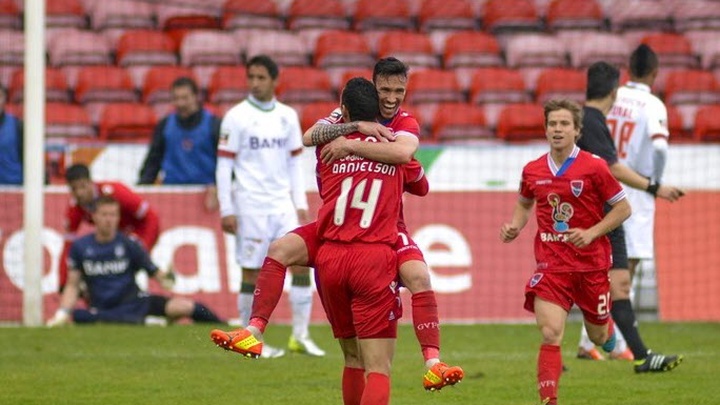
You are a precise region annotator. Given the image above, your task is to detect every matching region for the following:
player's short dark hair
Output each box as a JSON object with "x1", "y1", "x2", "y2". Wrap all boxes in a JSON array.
[
  {"x1": 544, "y1": 99, "x2": 584, "y2": 132},
  {"x1": 629, "y1": 44, "x2": 659, "y2": 79},
  {"x1": 65, "y1": 164, "x2": 91, "y2": 182},
  {"x1": 95, "y1": 195, "x2": 119, "y2": 208},
  {"x1": 586, "y1": 62, "x2": 620, "y2": 101},
  {"x1": 247, "y1": 55, "x2": 279, "y2": 80},
  {"x1": 171, "y1": 76, "x2": 199, "y2": 94},
  {"x1": 373, "y1": 57, "x2": 409, "y2": 83},
  {"x1": 342, "y1": 77, "x2": 380, "y2": 122}
]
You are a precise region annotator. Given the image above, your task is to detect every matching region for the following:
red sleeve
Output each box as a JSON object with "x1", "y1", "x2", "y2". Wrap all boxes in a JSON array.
[
  {"x1": 519, "y1": 167, "x2": 534, "y2": 201},
  {"x1": 107, "y1": 182, "x2": 149, "y2": 220},
  {"x1": 593, "y1": 158, "x2": 625, "y2": 204},
  {"x1": 404, "y1": 176, "x2": 429, "y2": 196},
  {"x1": 402, "y1": 159, "x2": 428, "y2": 196},
  {"x1": 131, "y1": 208, "x2": 160, "y2": 250},
  {"x1": 394, "y1": 114, "x2": 420, "y2": 138}
]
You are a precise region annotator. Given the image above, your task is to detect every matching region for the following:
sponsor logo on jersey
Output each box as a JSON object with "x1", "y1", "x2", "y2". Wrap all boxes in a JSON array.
[
  {"x1": 547, "y1": 193, "x2": 574, "y2": 232},
  {"x1": 249, "y1": 136, "x2": 288, "y2": 150},
  {"x1": 219, "y1": 130, "x2": 229, "y2": 145},
  {"x1": 570, "y1": 180, "x2": 584, "y2": 197}
]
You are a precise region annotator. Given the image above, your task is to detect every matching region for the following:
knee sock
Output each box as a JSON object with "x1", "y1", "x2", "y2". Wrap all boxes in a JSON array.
[
  {"x1": 191, "y1": 303, "x2": 223, "y2": 323},
  {"x1": 248, "y1": 257, "x2": 288, "y2": 333},
  {"x1": 411, "y1": 291, "x2": 441, "y2": 364},
  {"x1": 537, "y1": 344, "x2": 561, "y2": 405},
  {"x1": 611, "y1": 299, "x2": 648, "y2": 360},
  {"x1": 361, "y1": 372, "x2": 390, "y2": 405},
  {"x1": 342, "y1": 367, "x2": 365, "y2": 405},
  {"x1": 290, "y1": 273, "x2": 313, "y2": 339},
  {"x1": 238, "y1": 282, "x2": 255, "y2": 327}
]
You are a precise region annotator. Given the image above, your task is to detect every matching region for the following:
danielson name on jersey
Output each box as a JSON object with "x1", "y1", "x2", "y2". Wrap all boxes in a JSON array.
[
  {"x1": 607, "y1": 81, "x2": 669, "y2": 178},
  {"x1": 316, "y1": 132, "x2": 404, "y2": 245},
  {"x1": 68, "y1": 233, "x2": 159, "y2": 310},
  {"x1": 219, "y1": 98, "x2": 303, "y2": 214},
  {"x1": 519, "y1": 146, "x2": 626, "y2": 272}
]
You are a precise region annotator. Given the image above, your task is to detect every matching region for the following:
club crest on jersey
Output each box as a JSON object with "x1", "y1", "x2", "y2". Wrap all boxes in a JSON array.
[
  {"x1": 529, "y1": 273, "x2": 543, "y2": 287},
  {"x1": 114, "y1": 244, "x2": 125, "y2": 258},
  {"x1": 570, "y1": 180, "x2": 584, "y2": 197}
]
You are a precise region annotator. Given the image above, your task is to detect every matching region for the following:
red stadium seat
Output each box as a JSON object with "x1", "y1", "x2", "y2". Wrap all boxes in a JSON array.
[
  {"x1": 665, "y1": 104, "x2": 691, "y2": 139},
  {"x1": 207, "y1": 66, "x2": 248, "y2": 104},
  {"x1": 75, "y1": 66, "x2": 136, "y2": 103},
  {"x1": 48, "y1": 29, "x2": 112, "y2": 67},
  {"x1": 9, "y1": 68, "x2": 70, "y2": 103},
  {"x1": 566, "y1": 32, "x2": 630, "y2": 68},
  {"x1": 222, "y1": 0, "x2": 283, "y2": 30},
  {"x1": 245, "y1": 30, "x2": 310, "y2": 66},
  {"x1": 180, "y1": 30, "x2": 240, "y2": 66},
  {"x1": 535, "y1": 68, "x2": 586, "y2": 104},
  {"x1": 0, "y1": 0, "x2": 20, "y2": 29},
  {"x1": 641, "y1": 33, "x2": 697, "y2": 68},
  {"x1": 314, "y1": 31, "x2": 373, "y2": 69},
  {"x1": 664, "y1": 70, "x2": 720, "y2": 105},
  {"x1": 377, "y1": 31, "x2": 439, "y2": 69},
  {"x1": 432, "y1": 102, "x2": 491, "y2": 142},
  {"x1": 116, "y1": 30, "x2": 178, "y2": 67},
  {"x1": 505, "y1": 33, "x2": 567, "y2": 68},
  {"x1": 157, "y1": 2, "x2": 222, "y2": 31},
  {"x1": 0, "y1": 29, "x2": 23, "y2": 65},
  {"x1": 406, "y1": 69, "x2": 464, "y2": 105},
  {"x1": 353, "y1": 0, "x2": 414, "y2": 31},
  {"x1": 46, "y1": 102, "x2": 95, "y2": 138},
  {"x1": 90, "y1": 0, "x2": 155, "y2": 30},
  {"x1": 469, "y1": 68, "x2": 529, "y2": 104},
  {"x1": 276, "y1": 67, "x2": 335, "y2": 104},
  {"x1": 443, "y1": 31, "x2": 503, "y2": 69},
  {"x1": 46, "y1": 0, "x2": 87, "y2": 29},
  {"x1": 667, "y1": 0, "x2": 720, "y2": 32},
  {"x1": 482, "y1": 0, "x2": 542, "y2": 33},
  {"x1": 142, "y1": 66, "x2": 196, "y2": 104},
  {"x1": 496, "y1": 103, "x2": 546, "y2": 141},
  {"x1": 608, "y1": 0, "x2": 672, "y2": 32},
  {"x1": 99, "y1": 103, "x2": 157, "y2": 141},
  {"x1": 339, "y1": 68, "x2": 374, "y2": 87},
  {"x1": 693, "y1": 105, "x2": 720, "y2": 142},
  {"x1": 418, "y1": 0, "x2": 477, "y2": 32},
  {"x1": 288, "y1": 0, "x2": 349, "y2": 31},
  {"x1": 300, "y1": 101, "x2": 339, "y2": 132},
  {"x1": 546, "y1": 0, "x2": 603, "y2": 31}
]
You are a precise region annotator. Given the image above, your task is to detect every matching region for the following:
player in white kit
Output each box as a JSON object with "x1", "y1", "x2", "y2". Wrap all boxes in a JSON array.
[{"x1": 216, "y1": 55, "x2": 324, "y2": 358}]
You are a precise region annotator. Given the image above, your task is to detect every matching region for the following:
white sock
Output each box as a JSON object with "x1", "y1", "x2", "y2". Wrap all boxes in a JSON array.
[
  {"x1": 238, "y1": 292, "x2": 254, "y2": 327},
  {"x1": 578, "y1": 324, "x2": 595, "y2": 351},
  {"x1": 290, "y1": 285, "x2": 313, "y2": 339},
  {"x1": 612, "y1": 327, "x2": 628, "y2": 354}
]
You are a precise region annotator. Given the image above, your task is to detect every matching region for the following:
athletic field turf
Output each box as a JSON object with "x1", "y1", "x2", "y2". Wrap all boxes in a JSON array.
[{"x1": 2, "y1": 322, "x2": 718, "y2": 404}]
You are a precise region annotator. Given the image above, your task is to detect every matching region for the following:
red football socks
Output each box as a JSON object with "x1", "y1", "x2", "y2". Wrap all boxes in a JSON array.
[
  {"x1": 412, "y1": 291, "x2": 441, "y2": 361},
  {"x1": 249, "y1": 257, "x2": 287, "y2": 332},
  {"x1": 361, "y1": 373, "x2": 390, "y2": 405},
  {"x1": 537, "y1": 344, "x2": 561, "y2": 405},
  {"x1": 342, "y1": 367, "x2": 365, "y2": 405}
]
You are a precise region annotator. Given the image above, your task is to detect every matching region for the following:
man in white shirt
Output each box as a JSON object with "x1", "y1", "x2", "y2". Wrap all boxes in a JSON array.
[{"x1": 216, "y1": 55, "x2": 324, "y2": 358}]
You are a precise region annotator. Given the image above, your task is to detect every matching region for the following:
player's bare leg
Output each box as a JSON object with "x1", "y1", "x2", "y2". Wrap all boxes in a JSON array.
[
  {"x1": 399, "y1": 260, "x2": 464, "y2": 391},
  {"x1": 357, "y1": 338, "x2": 395, "y2": 404},
  {"x1": 534, "y1": 297, "x2": 568, "y2": 405}
]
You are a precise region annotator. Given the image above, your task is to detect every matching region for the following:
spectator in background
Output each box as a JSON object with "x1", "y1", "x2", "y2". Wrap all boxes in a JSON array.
[
  {"x1": 0, "y1": 86, "x2": 23, "y2": 185},
  {"x1": 138, "y1": 77, "x2": 221, "y2": 211}
]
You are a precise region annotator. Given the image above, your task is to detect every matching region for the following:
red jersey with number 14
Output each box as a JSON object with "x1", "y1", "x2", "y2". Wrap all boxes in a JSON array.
[
  {"x1": 519, "y1": 146, "x2": 626, "y2": 272},
  {"x1": 316, "y1": 133, "x2": 404, "y2": 245}
]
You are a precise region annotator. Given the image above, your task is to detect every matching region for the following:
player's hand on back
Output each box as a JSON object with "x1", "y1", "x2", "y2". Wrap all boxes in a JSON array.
[
  {"x1": 656, "y1": 185, "x2": 685, "y2": 202},
  {"x1": 221, "y1": 215, "x2": 237, "y2": 234},
  {"x1": 357, "y1": 121, "x2": 395, "y2": 142},
  {"x1": 321, "y1": 136, "x2": 352, "y2": 164}
]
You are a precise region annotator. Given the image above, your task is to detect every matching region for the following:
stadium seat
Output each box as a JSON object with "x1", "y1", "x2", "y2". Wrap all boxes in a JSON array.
[
  {"x1": 288, "y1": 0, "x2": 350, "y2": 31},
  {"x1": 222, "y1": 0, "x2": 283, "y2": 30},
  {"x1": 9, "y1": 68, "x2": 70, "y2": 103},
  {"x1": 505, "y1": 34, "x2": 567, "y2": 68},
  {"x1": 641, "y1": 33, "x2": 697, "y2": 69},
  {"x1": 75, "y1": 66, "x2": 136, "y2": 104},
  {"x1": 180, "y1": 30, "x2": 240, "y2": 66},
  {"x1": 48, "y1": 29, "x2": 112, "y2": 67},
  {"x1": 418, "y1": 0, "x2": 477, "y2": 32},
  {"x1": 46, "y1": 102, "x2": 95, "y2": 138},
  {"x1": 314, "y1": 31, "x2": 373, "y2": 69},
  {"x1": 671, "y1": 0, "x2": 720, "y2": 32},
  {"x1": 693, "y1": 105, "x2": 720, "y2": 142},
  {"x1": 482, "y1": 0, "x2": 542, "y2": 34},
  {"x1": 535, "y1": 67, "x2": 586, "y2": 104},
  {"x1": 496, "y1": 103, "x2": 546, "y2": 141},
  {"x1": 608, "y1": 0, "x2": 672, "y2": 32},
  {"x1": 353, "y1": 0, "x2": 414, "y2": 31},
  {"x1": 90, "y1": 0, "x2": 155, "y2": 30},
  {"x1": 665, "y1": 104, "x2": 689, "y2": 139},
  {"x1": 377, "y1": 31, "x2": 440, "y2": 69},
  {"x1": 0, "y1": 0, "x2": 20, "y2": 29},
  {"x1": 157, "y1": 1, "x2": 223, "y2": 31},
  {"x1": 116, "y1": 30, "x2": 178, "y2": 67},
  {"x1": 99, "y1": 102, "x2": 157, "y2": 141},
  {"x1": 698, "y1": 39, "x2": 720, "y2": 70},
  {"x1": 142, "y1": 66, "x2": 196, "y2": 105},
  {"x1": 300, "y1": 101, "x2": 339, "y2": 131},
  {"x1": 207, "y1": 66, "x2": 248, "y2": 105},
  {"x1": 406, "y1": 69, "x2": 464, "y2": 105},
  {"x1": 566, "y1": 32, "x2": 630, "y2": 68},
  {"x1": 431, "y1": 102, "x2": 491, "y2": 142},
  {"x1": 339, "y1": 68, "x2": 374, "y2": 87},
  {"x1": 276, "y1": 66, "x2": 335, "y2": 104},
  {"x1": 245, "y1": 30, "x2": 310, "y2": 66},
  {"x1": 46, "y1": 0, "x2": 87, "y2": 29},
  {"x1": 443, "y1": 31, "x2": 503, "y2": 69},
  {"x1": 0, "y1": 29, "x2": 24, "y2": 66},
  {"x1": 546, "y1": 0, "x2": 603, "y2": 31},
  {"x1": 469, "y1": 67, "x2": 529, "y2": 104},
  {"x1": 664, "y1": 70, "x2": 720, "y2": 106}
]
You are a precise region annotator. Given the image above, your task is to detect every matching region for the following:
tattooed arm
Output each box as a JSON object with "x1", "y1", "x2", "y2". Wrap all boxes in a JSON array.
[{"x1": 302, "y1": 121, "x2": 395, "y2": 147}]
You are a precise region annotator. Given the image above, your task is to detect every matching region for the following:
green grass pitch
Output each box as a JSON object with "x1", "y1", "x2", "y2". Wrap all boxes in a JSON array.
[{"x1": 2, "y1": 322, "x2": 719, "y2": 404}]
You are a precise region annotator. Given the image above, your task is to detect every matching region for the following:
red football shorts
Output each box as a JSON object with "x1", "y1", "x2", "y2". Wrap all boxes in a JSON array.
[
  {"x1": 524, "y1": 270, "x2": 612, "y2": 325},
  {"x1": 395, "y1": 232, "x2": 425, "y2": 266},
  {"x1": 315, "y1": 242, "x2": 401, "y2": 339},
  {"x1": 290, "y1": 222, "x2": 320, "y2": 268}
]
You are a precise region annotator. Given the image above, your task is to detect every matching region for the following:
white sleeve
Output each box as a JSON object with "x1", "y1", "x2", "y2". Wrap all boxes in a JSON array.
[
  {"x1": 651, "y1": 137, "x2": 669, "y2": 183},
  {"x1": 216, "y1": 156, "x2": 235, "y2": 217},
  {"x1": 288, "y1": 153, "x2": 308, "y2": 210},
  {"x1": 218, "y1": 109, "x2": 242, "y2": 155},
  {"x1": 647, "y1": 100, "x2": 670, "y2": 140},
  {"x1": 286, "y1": 107, "x2": 303, "y2": 151}
]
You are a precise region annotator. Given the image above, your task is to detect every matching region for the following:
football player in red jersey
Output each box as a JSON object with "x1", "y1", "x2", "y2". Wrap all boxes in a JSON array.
[
  {"x1": 501, "y1": 99, "x2": 631, "y2": 405},
  {"x1": 59, "y1": 163, "x2": 160, "y2": 291}
]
